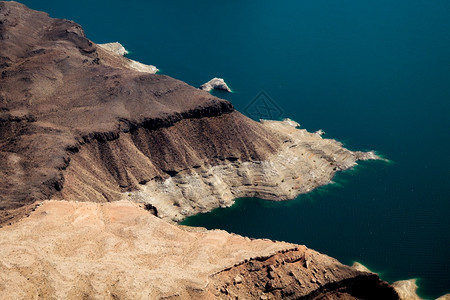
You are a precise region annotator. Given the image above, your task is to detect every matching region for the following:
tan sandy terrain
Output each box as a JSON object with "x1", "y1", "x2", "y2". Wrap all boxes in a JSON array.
[
  {"x1": 0, "y1": 200, "x2": 398, "y2": 300},
  {"x1": 0, "y1": 200, "x2": 292, "y2": 299}
]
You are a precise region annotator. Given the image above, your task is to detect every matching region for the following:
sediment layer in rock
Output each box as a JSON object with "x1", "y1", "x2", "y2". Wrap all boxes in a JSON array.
[
  {"x1": 0, "y1": 1, "x2": 231, "y2": 216},
  {"x1": 126, "y1": 119, "x2": 377, "y2": 222}
]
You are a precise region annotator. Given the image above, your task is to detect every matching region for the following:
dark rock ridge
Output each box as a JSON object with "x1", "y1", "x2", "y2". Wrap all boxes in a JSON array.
[
  {"x1": 0, "y1": 0, "x2": 246, "y2": 213},
  {"x1": 208, "y1": 248, "x2": 399, "y2": 300}
]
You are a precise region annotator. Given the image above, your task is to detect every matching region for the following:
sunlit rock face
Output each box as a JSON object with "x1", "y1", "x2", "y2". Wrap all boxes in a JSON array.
[{"x1": 200, "y1": 77, "x2": 232, "y2": 92}]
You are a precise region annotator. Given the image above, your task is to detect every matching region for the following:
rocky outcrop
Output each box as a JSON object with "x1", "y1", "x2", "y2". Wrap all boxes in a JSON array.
[
  {"x1": 392, "y1": 280, "x2": 421, "y2": 300},
  {"x1": 98, "y1": 41, "x2": 158, "y2": 73},
  {"x1": 200, "y1": 77, "x2": 232, "y2": 92},
  {"x1": 0, "y1": 200, "x2": 399, "y2": 300},
  {"x1": 98, "y1": 42, "x2": 129, "y2": 56},
  {"x1": 352, "y1": 263, "x2": 450, "y2": 300},
  {"x1": 352, "y1": 262, "x2": 374, "y2": 273},
  {"x1": 208, "y1": 249, "x2": 398, "y2": 300},
  {"x1": 352, "y1": 263, "x2": 421, "y2": 300},
  {"x1": 126, "y1": 119, "x2": 379, "y2": 222}
]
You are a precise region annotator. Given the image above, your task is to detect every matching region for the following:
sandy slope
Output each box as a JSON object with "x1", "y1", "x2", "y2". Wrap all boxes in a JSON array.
[
  {"x1": 0, "y1": 200, "x2": 399, "y2": 300},
  {"x1": 0, "y1": 200, "x2": 295, "y2": 299}
]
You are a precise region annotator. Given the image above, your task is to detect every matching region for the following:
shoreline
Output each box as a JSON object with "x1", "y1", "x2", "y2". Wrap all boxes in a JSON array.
[
  {"x1": 0, "y1": 3, "x2": 428, "y2": 298},
  {"x1": 181, "y1": 158, "x2": 384, "y2": 224},
  {"x1": 0, "y1": 199, "x2": 399, "y2": 299},
  {"x1": 128, "y1": 118, "x2": 381, "y2": 223},
  {"x1": 352, "y1": 262, "x2": 450, "y2": 300}
]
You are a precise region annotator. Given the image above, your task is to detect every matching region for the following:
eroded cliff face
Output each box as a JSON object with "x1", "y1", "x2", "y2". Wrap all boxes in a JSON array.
[
  {"x1": 0, "y1": 2, "x2": 399, "y2": 299},
  {"x1": 124, "y1": 119, "x2": 376, "y2": 222},
  {"x1": 57, "y1": 114, "x2": 377, "y2": 223}
]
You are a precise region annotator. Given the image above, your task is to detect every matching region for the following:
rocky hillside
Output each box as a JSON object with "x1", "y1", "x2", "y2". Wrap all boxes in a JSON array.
[
  {"x1": 0, "y1": 2, "x2": 400, "y2": 299},
  {"x1": 0, "y1": 0, "x2": 236, "y2": 214},
  {"x1": 0, "y1": 1, "x2": 379, "y2": 223}
]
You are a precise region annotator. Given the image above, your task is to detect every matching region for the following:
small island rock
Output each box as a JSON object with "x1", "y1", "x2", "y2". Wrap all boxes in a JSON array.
[{"x1": 200, "y1": 77, "x2": 232, "y2": 92}]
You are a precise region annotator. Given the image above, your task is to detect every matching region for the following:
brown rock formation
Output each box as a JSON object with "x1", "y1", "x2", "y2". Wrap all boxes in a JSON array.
[
  {"x1": 209, "y1": 249, "x2": 398, "y2": 300},
  {"x1": 0, "y1": 2, "x2": 400, "y2": 299},
  {"x1": 0, "y1": 0, "x2": 238, "y2": 214},
  {"x1": 0, "y1": 1, "x2": 378, "y2": 224}
]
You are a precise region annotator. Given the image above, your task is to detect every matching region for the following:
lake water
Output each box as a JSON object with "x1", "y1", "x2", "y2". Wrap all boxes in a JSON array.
[{"x1": 19, "y1": 0, "x2": 450, "y2": 298}]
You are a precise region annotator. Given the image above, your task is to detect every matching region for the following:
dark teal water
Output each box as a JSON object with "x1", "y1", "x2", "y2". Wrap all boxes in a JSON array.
[{"x1": 18, "y1": 1, "x2": 450, "y2": 298}]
